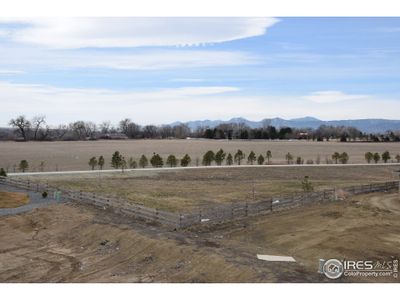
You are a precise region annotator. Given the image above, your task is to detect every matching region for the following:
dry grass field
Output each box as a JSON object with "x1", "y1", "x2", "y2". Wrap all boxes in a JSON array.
[
  {"x1": 0, "y1": 191, "x2": 29, "y2": 208},
  {"x1": 1, "y1": 139, "x2": 400, "y2": 172},
  {"x1": 23, "y1": 165, "x2": 400, "y2": 212},
  {"x1": 0, "y1": 191, "x2": 399, "y2": 282}
]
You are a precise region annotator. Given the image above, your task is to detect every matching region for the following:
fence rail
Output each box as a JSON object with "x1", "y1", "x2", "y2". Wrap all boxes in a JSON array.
[{"x1": 0, "y1": 176, "x2": 398, "y2": 229}]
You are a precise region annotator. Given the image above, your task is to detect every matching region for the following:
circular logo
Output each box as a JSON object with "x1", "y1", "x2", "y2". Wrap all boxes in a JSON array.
[{"x1": 323, "y1": 259, "x2": 344, "y2": 279}]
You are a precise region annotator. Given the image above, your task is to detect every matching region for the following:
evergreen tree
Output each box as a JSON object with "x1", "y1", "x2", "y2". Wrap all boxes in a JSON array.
[
  {"x1": 180, "y1": 154, "x2": 191, "y2": 167},
  {"x1": 266, "y1": 150, "x2": 272, "y2": 164},
  {"x1": 215, "y1": 149, "x2": 226, "y2": 166},
  {"x1": 285, "y1": 152, "x2": 294, "y2": 164},
  {"x1": 139, "y1": 155, "x2": 148, "y2": 168},
  {"x1": 0, "y1": 168, "x2": 7, "y2": 177},
  {"x1": 234, "y1": 150, "x2": 245, "y2": 165},
  {"x1": 88, "y1": 156, "x2": 97, "y2": 170},
  {"x1": 128, "y1": 157, "x2": 137, "y2": 168},
  {"x1": 365, "y1": 152, "x2": 373, "y2": 163},
  {"x1": 98, "y1": 156, "x2": 105, "y2": 170},
  {"x1": 382, "y1": 151, "x2": 391, "y2": 163},
  {"x1": 166, "y1": 154, "x2": 178, "y2": 167},
  {"x1": 373, "y1": 152, "x2": 380, "y2": 163},
  {"x1": 257, "y1": 154, "x2": 265, "y2": 165},
  {"x1": 150, "y1": 153, "x2": 164, "y2": 168},
  {"x1": 202, "y1": 150, "x2": 215, "y2": 166},
  {"x1": 339, "y1": 152, "x2": 349, "y2": 164},
  {"x1": 247, "y1": 151, "x2": 256, "y2": 165},
  {"x1": 111, "y1": 151, "x2": 123, "y2": 169},
  {"x1": 226, "y1": 153, "x2": 233, "y2": 165}
]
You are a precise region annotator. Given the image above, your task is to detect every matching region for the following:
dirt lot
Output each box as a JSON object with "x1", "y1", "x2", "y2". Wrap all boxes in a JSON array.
[
  {"x1": 23, "y1": 165, "x2": 400, "y2": 212},
  {"x1": 1, "y1": 139, "x2": 399, "y2": 172},
  {"x1": 0, "y1": 191, "x2": 399, "y2": 282}
]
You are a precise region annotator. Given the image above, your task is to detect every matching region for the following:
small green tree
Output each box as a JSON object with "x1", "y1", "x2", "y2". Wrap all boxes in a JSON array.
[
  {"x1": 180, "y1": 154, "x2": 191, "y2": 167},
  {"x1": 226, "y1": 153, "x2": 233, "y2": 165},
  {"x1": 88, "y1": 156, "x2": 98, "y2": 170},
  {"x1": 234, "y1": 150, "x2": 245, "y2": 165},
  {"x1": 150, "y1": 153, "x2": 163, "y2": 168},
  {"x1": 19, "y1": 160, "x2": 29, "y2": 172},
  {"x1": 111, "y1": 151, "x2": 123, "y2": 169},
  {"x1": 0, "y1": 168, "x2": 7, "y2": 177},
  {"x1": 215, "y1": 149, "x2": 226, "y2": 166},
  {"x1": 395, "y1": 154, "x2": 400, "y2": 163},
  {"x1": 166, "y1": 154, "x2": 178, "y2": 167},
  {"x1": 365, "y1": 152, "x2": 373, "y2": 163},
  {"x1": 257, "y1": 154, "x2": 265, "y2": 165},
  {"x1": 128, "y1": 157, "x2": 137, "y2": 168},
  {"x1": 202, "y1": 150, "x2": 215, "y2": 166},
  {"x1": 382, "y1": 151, "x2": 391, "y2": 163},
  {"x1": 301, "y1": 176, "x2": 314, "y2": 192},
  {"x1": 139, "y1": 155, "x2": 148, "y2": 168},
  {"x1": 339, "y1": 152, "x2": 349, "y2": 164},
  {"x1": 373, "y1": 152, "x2": 380, "y2": 163},
  {"x1": 98, "y1": 155, "x2": 105, "y2": 170},
  {"x1": 296, "y1": 156, "x2": 303, "y2": 164},
  {"x1": 247, "y1": 151, "x2": 256, "y2": 165},
  {"x1": 285, "y1": 152, "x2": 294, "y2": 164},
  {"x1": 332, "y1": 152, "x2": 340, "y2": 164},
  {"x1": 266, "y1": 150, "x2": 272, "y2": 164}
]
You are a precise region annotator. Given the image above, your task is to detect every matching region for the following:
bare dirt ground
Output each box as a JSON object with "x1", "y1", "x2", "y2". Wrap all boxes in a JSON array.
[
  {"x1": 1, "y1": 139, "x2": 399, "y2": 172},
  {"x1": 23, "y1": 165, "x2": 400, "y2": 212},
  {"x1": 0, "y1": 191, "x2": 399, "y2": 283}
]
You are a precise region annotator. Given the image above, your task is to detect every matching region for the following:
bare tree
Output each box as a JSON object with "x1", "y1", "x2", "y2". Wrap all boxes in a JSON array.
[
  {"x1": 9, "y1": 115, "x2": 31, "y2": 141},
  {"x1": 31, "y1": 115, "x2": 46, "y2": 140}
]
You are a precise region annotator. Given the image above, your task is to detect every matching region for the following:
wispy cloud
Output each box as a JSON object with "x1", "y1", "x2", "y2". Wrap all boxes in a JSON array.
[
  {"x1": 1, "y1": 81, "x2": 399, "y2": 126},
  {"x1": 0, "y1": 17, "x2": 279, "y2": 49},
  {"x1": 303, "y1": 91, "x2": 370, "y2": 103},
  {"x1": 0, "y1": 69, "x2": 25, "y2": 75}
]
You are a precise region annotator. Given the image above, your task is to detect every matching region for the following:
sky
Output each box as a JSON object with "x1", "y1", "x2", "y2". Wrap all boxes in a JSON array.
[{"x1": 0, "y1": 17, "x2": 400, "y2": 126}]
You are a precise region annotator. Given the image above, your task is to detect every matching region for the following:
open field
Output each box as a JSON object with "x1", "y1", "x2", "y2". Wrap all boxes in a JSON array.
[
  {"x1": 0, "y1": 191, "x2": 29, "y2": 208},
  {"x1": 1, "y1": 139, "x2": 400, "y2": 172},
  {"x1": 0, "y1": 191, "x2": 399, "y2": 282},
  {"x1": 22, "y1": 165, "x2": 400, "y2": 212}
]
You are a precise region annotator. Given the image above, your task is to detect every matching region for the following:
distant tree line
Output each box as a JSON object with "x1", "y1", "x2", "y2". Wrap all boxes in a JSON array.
[{"x1": 2, "y1": 115, "x2": 400, "y2": 142}]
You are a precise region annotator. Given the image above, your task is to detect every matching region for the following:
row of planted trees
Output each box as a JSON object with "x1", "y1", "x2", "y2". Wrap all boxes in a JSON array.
[
  {"x1": 364, "y1": 151, "x2": 399, "y2": 163},
  {"x1": 87, "y1": 149, "x2": 400, "y2": 171}
]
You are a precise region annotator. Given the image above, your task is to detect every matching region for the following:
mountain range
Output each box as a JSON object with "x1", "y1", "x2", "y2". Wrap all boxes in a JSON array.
[{"x1": 170, "y1": 117, "x2": 400, "y2": 134}]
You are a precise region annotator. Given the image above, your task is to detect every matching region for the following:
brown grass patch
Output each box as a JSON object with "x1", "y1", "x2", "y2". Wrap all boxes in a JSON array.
[{"x1": 0, "y1": 190, "x2": 30, "y2": 208}]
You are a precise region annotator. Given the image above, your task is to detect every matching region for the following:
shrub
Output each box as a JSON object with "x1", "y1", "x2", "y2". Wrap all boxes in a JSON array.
[
  {"x1": 0, "y1": 168, "x2": 6, "y2": 177},
  {"x1": 42, "y1": 191, "x2": 48, "y2": 198},
  {"x1": 301, "y1": 176, "x2": 314, "y2": 192},
  {"x1": 19, "y1": 160, "x2": 29, "y2": 172}
]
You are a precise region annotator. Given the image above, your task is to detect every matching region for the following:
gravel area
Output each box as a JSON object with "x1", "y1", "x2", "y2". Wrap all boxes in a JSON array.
[{"x1": 0, "y1": 184, "x2": 69, "y2": 216}]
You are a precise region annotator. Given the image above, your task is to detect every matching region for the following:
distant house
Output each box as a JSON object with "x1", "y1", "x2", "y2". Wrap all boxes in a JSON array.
[
  {"x1": 297, "y1": 132, "x2": 309, "y2": 139},
  {"x1": 99, "y1": 133, "x2": 128, "y2": 140}
]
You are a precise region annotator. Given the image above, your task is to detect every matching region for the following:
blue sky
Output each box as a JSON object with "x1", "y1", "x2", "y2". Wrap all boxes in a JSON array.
[{"x1": 0, "y1": 17, "x2": 400, "y2": 126}]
